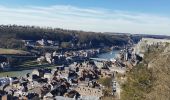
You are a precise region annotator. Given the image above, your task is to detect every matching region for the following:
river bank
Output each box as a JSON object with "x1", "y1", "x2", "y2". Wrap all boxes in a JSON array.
[{"x1": 0, "y1": 50, "x2": 120, "y2": 77}]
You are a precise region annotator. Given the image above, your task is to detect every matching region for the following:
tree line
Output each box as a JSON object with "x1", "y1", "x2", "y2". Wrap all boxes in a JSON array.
[{"x1": 0, "y1": 25, "x2": 129, "y2": 49}]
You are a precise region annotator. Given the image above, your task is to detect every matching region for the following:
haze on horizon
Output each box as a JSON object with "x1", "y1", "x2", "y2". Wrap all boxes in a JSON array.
[{"x1": 0, "y1": 0, "x2": 170, "y2": 35}]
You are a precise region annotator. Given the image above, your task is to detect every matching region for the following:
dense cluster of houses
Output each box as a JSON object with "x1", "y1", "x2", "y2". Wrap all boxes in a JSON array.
[
  {"x1": 22, "y1": 39, "x2": 59, "y2": 47},
  {"x1": 0, "y1": 59, "x2": 117, "y2": 100},
  {"x1": 37, "y1": 49, "x2": 100, "y2": 65},
  {"x1": 22, "y1": 38, "x2": 92, "y2": 48},
  {"x1": 0, "y1": 38, "x2": 138, "y2": 99},
  {"x1": 0, "y1": 43, "x2": 143, "y2": 99}
]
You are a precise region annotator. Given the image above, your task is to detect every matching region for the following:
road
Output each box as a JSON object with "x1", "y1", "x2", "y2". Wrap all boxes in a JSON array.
[{"x1": 112, "y1": 79, "x2": 121, "y2": 100}]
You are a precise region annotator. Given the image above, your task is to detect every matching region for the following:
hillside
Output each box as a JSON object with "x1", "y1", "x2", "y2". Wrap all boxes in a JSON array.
[
  {"x1": 0, "y1": 25, "x2": 129, "y2": 50},
  {"x1": 145, "y1": 44, "x2": 170, "y2": 100},
  {"x1": 121, "y1": 43, "x2": 170, "y2": 100}
]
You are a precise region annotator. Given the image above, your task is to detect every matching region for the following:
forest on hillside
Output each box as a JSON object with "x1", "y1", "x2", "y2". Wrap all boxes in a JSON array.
[{"x1": 0, "y1": 25, "x2": 129, "y2": 50}]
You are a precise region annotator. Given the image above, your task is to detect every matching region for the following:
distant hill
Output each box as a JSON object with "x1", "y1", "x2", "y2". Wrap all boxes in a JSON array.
[
  {"x1": 0, "y1": 25, "x2": 170, "y2": 50},
  {"x1": 0, "y1": 25, "x2": 130, "y2": 49}
]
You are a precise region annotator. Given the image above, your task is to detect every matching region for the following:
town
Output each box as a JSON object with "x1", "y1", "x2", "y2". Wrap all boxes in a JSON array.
[
  {"x1": 0, "y1": 1, "x2": 170, "y2": 100},
  {"x1": 1, "y1": 36, "x2": 170, "y2": 100},
  {"x1": 1, "y1": 28, "x2": 170, "y2": 100},
  {"x1": 0, "y1": 36, "x2": 144, "y2": 100}
]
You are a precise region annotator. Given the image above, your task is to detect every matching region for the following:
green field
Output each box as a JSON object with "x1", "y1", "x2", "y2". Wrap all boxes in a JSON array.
[{"x1": 0, "y1": 48, "x2": 29, "y2": 55}]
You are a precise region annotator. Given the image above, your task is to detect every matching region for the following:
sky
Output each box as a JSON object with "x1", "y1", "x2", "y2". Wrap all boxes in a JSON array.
[{"x1": 0, "y1": 0, "x2": 170, "y2": 35}]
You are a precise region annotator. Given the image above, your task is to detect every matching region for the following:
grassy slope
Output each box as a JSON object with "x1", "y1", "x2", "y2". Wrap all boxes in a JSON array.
[
  {"x1": 0, "y1": 48, "x2": 29, "y2": 55},
  {"x1": 121, "y1": 44, "x2": 170, "y2": 100}
]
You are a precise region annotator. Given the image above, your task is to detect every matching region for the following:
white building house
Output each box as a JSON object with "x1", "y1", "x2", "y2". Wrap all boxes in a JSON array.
[
  {"x1": 45, "y1": 53, "x2": 52, "y2": 64},
  {"x1": 0, "y1": 62, "x2": 10, "y2": 71}
]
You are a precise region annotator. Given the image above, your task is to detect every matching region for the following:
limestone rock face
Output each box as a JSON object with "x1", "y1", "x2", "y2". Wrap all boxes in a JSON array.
[
  {"x1": 145, "y1": 44, "x2": 170, "y2": 100},
  {"x1": 133, "y1": 38, "x2": 170, "y2": 58},
  {"x1": 164, "y1": 45, "x2": 170, "y2": 53}
]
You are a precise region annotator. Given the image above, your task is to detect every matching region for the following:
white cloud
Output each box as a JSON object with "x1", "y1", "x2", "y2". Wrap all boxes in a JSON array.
[{"x1": 0, "y1": 5, "x2": 170, "y2": 35}]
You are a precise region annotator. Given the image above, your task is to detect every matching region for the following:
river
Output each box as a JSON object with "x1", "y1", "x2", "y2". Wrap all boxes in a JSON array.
[
  {"x1": 0, "y1": 50, "x2": 119, "y2": 77},
  {"x1": 97, "y1": 50, "x2": 119, "y2": 60}
]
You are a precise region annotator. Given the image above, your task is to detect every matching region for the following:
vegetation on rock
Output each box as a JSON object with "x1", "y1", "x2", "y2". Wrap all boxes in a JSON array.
[{"x1": 121, "y1": 44, "x2": 170, "y2": 100}]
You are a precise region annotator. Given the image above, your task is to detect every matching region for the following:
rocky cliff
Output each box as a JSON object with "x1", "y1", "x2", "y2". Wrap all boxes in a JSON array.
[
  {"x1": 121, "y1": 39, "x2": 170, "y2": 100},
  {"x1": 146, "y1": 44, "x2": 170, "y2": 100}
]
